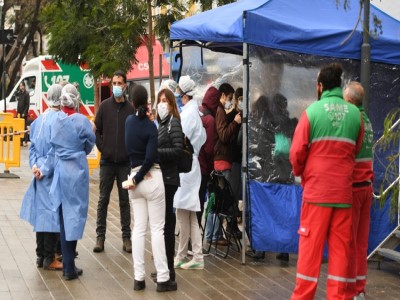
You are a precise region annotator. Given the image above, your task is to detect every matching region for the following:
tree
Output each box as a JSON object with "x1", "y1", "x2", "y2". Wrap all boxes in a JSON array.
[
  {"x1": 1, "y1": 0, "x2": 44, "y2": 99},
  {"x1": 40, "y1": 0, "x2": 146, "y2": 78},
  {"x1": 374, "y1": 107, "x2": 400, "y2": 220}
]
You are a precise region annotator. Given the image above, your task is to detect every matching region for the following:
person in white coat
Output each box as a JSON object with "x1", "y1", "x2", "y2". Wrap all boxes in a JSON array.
[{"x1": 173, "y1": 76, "x2": 206, "y2": 270}]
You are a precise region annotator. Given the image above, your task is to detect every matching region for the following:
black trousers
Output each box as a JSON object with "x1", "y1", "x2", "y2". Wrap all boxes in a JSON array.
[
  {"x1": 96, "y1": 164, "x2": 131, "y2": 240},
  {"x1": 197, "y1": 174, "x2": 210, "y2": 227},
  {"x1": 36, "y1": 232, "x2": 58, "y2": 259},
  {"x1": 164, "y1": 184, "x2": 178, "y2": 272}
]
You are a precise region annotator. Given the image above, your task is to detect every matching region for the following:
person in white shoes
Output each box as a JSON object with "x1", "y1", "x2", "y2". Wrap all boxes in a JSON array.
[{"x1": 173, "y1": 75, "x2": 206, "y2": 270}]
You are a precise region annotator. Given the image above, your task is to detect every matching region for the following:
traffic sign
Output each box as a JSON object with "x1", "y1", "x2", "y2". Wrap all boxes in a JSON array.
[{"x1": 0, "y1": 30, "x2": 14, "y2": 44}]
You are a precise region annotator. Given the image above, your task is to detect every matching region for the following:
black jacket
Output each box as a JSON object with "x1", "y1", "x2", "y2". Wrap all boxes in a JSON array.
[
  {"x1": 95, "y1": 95, "x2": 134, "y2": 165},
  {"x1": 158, "y1": 115, "x2": 183, "y2": 186},
  {"x1": 17, "y1": 90, "x2": 30, "y2": 117}
]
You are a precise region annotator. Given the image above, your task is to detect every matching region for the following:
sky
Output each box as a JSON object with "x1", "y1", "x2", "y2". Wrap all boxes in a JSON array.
[{"x1": 371, "y1": 0, "x2": 400, "y2": 20}]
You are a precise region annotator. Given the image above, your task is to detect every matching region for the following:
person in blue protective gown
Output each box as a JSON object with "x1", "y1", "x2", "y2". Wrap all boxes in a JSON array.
[
  {"x1": 49, "y1": 83, "x2": 95, "y2": 280},
  {"x1": 20, "y1": 84, "x2": 64, "y2": 270}
]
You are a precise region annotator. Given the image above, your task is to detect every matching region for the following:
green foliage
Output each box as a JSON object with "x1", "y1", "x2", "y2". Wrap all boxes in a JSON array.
[
  {"x1": 195, "y1": 0, "x2": 236, "y2": 11},
  {"x1": 40, "y1": 0, "x2": 146, "y2": 78},
  {"x1": 375, "y1": 106, "x2": 400, "y2": 221},
  {"x1": 153, "y1": 1, "x2": 187, "y2": 42},
  {"x1": 336, "y1": 0, "x2": 383, "y2": 38}
]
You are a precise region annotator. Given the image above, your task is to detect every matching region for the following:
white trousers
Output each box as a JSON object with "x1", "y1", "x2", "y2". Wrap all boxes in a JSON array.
[
  {"x1": 128, "y1": 166, "x2": 169, "y2": 282},
  {"x1": 176, "y1": 208, "x2": 204, "y2": 262}
]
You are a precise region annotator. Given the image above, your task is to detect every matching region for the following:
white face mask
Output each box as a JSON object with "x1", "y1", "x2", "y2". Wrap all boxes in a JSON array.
[
  {"x1": 224, "y1": 100, "x2": 232, "y2": 109},
  {"x1": 157, "y1": 102, "x2": 169, "y2": 120},
  {"x1": 237, "y1": 101, "x2": 243, "y2": 111}
]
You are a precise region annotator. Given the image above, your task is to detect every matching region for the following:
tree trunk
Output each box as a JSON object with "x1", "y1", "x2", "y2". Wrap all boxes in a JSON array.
[
  {"x1": 4, "y1": 0, "x2": 42, "y2": 96},
  {"x1": 147, "y1": 0, "x2": 155, "y2": 109}
]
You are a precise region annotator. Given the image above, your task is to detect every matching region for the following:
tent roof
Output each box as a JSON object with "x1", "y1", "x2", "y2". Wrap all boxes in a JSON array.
[{"x1": 170, "y1": 0, "x2": 400, "y2": 65}]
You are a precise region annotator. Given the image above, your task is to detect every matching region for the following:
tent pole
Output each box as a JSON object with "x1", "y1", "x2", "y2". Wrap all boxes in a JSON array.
[
  {"x1": 361, "y1": 0, "x2": 371, "y2": 115},
  {"x1": 241, "y1": 42, "x2": 249, "y2": 265},
  {"x1": 169, "y1": 41, "x2": 173, "y2": 79}
]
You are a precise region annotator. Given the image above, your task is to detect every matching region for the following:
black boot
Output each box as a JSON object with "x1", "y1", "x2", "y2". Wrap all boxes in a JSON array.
[
  {"x1": 276, "y1": 253, "x2": 289, "y2": 262},
  {"x1": 253, "y1": 251, "x2": 265, "y2": 260},
  {"x1": 134, "y1": 280, "x2": 146, "y2": 291},
  {"x1": 157, "y1": 279, "x2": 177, "y2": 292},
  {"x1": 152, "y1": 270, "x2": 175, "y2": 283}
]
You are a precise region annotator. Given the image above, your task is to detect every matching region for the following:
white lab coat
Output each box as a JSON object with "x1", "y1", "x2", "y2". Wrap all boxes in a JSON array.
[{"x1": 173, "y1": 100, "x2": 206, "y2": 211}]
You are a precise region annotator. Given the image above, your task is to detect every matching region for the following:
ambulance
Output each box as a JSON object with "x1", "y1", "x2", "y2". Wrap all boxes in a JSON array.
[{"x1": 0, "y1": 56, "x2": 105, "y2": 121}]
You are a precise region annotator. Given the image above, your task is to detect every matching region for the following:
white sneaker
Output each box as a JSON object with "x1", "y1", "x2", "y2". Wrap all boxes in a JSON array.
[
  {"x1": 354, "y1": 292, "x2": 365, "y2": 300},
  {"x1": 180, "y1": 259, "x2": 204, "y2": 270},
  {"x1": 187, "y1": 250, "x2": 194, "y2": 256},
  {"x1": 174, "y1": 258, "x2": 186, "y2": 269}
]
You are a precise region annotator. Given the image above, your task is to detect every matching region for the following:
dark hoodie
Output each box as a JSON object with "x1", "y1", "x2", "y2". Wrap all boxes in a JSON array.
[{"x1": 198, "y1": 87, "x2": 220, "y2": 175}]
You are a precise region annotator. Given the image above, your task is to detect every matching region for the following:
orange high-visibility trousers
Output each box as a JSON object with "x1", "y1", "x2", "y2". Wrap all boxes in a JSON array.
[
  {"x1": 291, "y1": 202, "x2": 353, "y2": 300},
  {"x1": 345, "y1": 185, "x2": 372, "y2": 298}
]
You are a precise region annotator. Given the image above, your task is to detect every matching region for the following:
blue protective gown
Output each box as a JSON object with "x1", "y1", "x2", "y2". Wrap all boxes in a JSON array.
[
  {"x1": 20, "y1": 109, "x2": 65, "y2": 232},
  {"x1": 49, "y1": 113, "x2": 95, "y2": 241}
]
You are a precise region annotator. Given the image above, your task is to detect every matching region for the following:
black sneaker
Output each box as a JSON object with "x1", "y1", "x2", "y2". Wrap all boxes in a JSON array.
[
  {"x1": 157, "y1": 279, "x2": 177, "y2": 292},
  {"x1": 63, "y1": 267, "x2": 83, "y2": 277},
  {"x1": 134, "y1": 280, "x2": 146, "y2": 291},
  {"x1": 36, "y1": 256, "x2": 44, "y2": 268}
]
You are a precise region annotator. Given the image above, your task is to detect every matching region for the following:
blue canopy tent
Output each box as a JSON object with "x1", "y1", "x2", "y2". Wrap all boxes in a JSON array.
[
  {"x1": 170, "y1": 0, "x2": 400, "y2": 263},
  {"x1": 171, "y1": 0, "x2": 400, "y2": 64}
]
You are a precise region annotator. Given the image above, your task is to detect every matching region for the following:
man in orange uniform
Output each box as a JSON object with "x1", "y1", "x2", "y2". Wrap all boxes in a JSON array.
[
  {"x1": 343, "y1": 82, "x2": 374, "y2": 300},
  {"x1": 290, "y1": 63, "x2": 364, "y2": 300}
]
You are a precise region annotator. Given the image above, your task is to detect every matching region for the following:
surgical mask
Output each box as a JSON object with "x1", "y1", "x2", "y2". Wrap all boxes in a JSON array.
[
  {"x1": 157, "y1": 102, "x2": 169, "y2": 120},
  {"x1": 224, "y1": 100, "x2": 232, "y2": 110},
  {"x1": 113, "y1": 85, "x2": 123, "y2": 98},
  {"x1": 174, "y1": 92, "x2": 183, "y2": 110},
  {"x1": 237, "y1": 101, "x2": 243, "y2": 111}
]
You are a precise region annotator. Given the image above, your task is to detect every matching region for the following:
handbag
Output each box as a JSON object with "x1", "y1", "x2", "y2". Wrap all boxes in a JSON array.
[
  {"x1": 178, "y1": 135, "x2": 194, "y2": 173},
  {"x1": 168, "y1": 116, "x2": 194, "y2": 173}
]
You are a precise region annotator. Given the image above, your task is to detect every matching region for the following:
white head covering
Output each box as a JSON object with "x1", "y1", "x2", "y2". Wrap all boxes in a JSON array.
[
  {"x1": 159, "y1": 79, "x2": 178, "y2": 93},
  {"x1": 60, "y1": 83, "x2": 80, "y2": 109},
  {"x1": 47, "y1": 84, "x2": 62, "y2": 107},
  {"x1": 178, "y1": 75, "x2": 196, "y2": 96}
]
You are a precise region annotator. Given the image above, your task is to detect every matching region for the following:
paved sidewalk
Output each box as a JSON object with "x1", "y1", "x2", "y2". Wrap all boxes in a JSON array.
[{"x1": 0, "y1": 146, "x2": 399, "y2": 299}]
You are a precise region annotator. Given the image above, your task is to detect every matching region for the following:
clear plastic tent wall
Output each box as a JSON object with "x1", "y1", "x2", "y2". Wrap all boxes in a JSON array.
[{"x1": 178, "y1": 45, "x2": 399, "y2": 253}]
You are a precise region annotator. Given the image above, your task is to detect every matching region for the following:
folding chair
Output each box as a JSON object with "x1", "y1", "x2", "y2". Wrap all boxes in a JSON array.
[{"x1": 204, "y1": 170, "x2": 242, "y2": 258}]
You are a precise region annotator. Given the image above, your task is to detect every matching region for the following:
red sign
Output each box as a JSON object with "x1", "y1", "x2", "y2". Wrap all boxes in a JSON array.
[{"x1": 126, "y1": 40, "x2": 170, "y2": 80}]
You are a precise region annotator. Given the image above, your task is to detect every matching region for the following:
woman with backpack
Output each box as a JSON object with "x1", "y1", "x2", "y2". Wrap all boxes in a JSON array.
[{"x1": 155, "y1": 88, "x2": 184, "y2": 281}]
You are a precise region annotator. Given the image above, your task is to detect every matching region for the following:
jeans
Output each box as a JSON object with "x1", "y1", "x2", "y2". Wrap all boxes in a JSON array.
[
  {"x1": 205, "y1": 169, "x2": 231, "y2": 242},
  {"x1": 59, "y1": 206, "x2": 77, "y2": 276},
  {"x1": 129, "y1": 166, "x2": 169, "y2": 282},
  {"x1": 176, "y1": 209, "x2": 204, "y2": 262},
  {"x1": 164, "y1": 184, "x2": 178, "y2": 272},
  {"x1": 96, "y1": 164, "x2": 131, "y2": 240}
]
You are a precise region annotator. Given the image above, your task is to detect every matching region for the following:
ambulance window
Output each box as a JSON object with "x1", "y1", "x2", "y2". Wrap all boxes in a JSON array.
[{"x1": 24, "y1": 76, "x2": 36, "y2": 94}]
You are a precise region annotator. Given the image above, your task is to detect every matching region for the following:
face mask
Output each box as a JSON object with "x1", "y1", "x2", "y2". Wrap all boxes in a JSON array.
[
  {"x1": 237, "y1": 101, "x2": 243, "y2": 111},
  {"x1": 224, "y1": 100, "x2": 232, "y2": 110},
  {"x1": 113, "y1": 85, "x2": 123, "y2": 98},
  {"x1": 157, "y1": 102, "x2": 169, "y2": 120},
  {"x1": 174, "y1": 92, "x2": 183, "y2": 109}
]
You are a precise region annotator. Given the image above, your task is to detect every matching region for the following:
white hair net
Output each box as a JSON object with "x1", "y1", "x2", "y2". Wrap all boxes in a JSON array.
[
  {"x1": 60, "y1": 83, "x2": 80, "y2": 109},
  {"x1": 159, "y1": 79, "x2": 178, "y2": 93},
  {"x1": 47, "y1": 84, "x2": 62, "y2": 107},
  {"x1": 178, "y1": 75, "x2": 196, "y2": 96}
]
